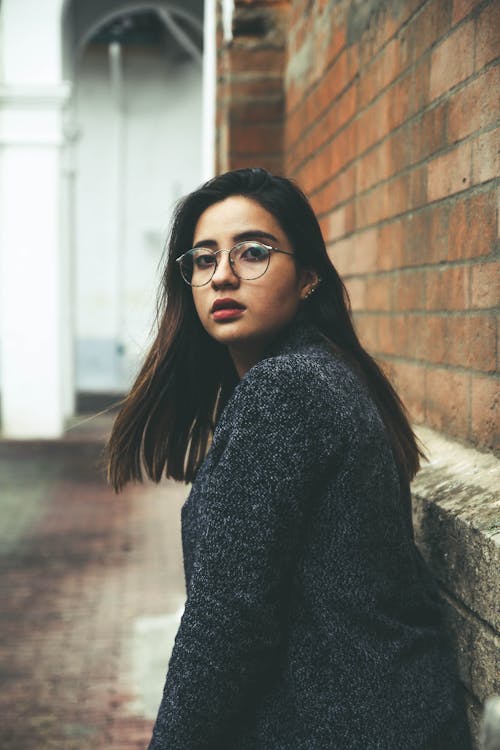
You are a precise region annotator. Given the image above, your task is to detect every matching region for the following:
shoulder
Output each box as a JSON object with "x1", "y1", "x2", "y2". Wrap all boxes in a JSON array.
[
  {"x1": 211, "y1": 348, "x2": 351, "y2": 466},
  {"x1": 246, "y1": 345, "x2": 365, "y2": 410},
  {"x1": 220, "y1": 344, "x2": 365, "y2": 436}
]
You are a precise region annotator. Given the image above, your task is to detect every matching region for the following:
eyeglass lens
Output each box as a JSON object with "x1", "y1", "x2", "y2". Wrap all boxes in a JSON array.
[{"x1": 180, "y1": 242, "x2": 271, "y2": 286}]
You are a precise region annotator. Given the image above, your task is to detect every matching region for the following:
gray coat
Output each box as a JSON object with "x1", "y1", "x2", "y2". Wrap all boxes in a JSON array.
[{"x1": 148, "y1": 316, "x2": 471, "y2": 749}]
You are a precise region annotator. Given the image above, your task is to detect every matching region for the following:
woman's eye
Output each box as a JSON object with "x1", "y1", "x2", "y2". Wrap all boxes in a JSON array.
[
  {"x1": 240, "y1": 244, "x2": 268, "y2": 262},
  {"x1": 194, "y1": 253, "x2": 216, "y2": 269}
]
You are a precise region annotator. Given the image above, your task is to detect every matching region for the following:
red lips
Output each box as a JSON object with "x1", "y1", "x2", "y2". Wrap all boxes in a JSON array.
[{"x1": 211, "y1": 297, "x2": 245, "y2": 313}]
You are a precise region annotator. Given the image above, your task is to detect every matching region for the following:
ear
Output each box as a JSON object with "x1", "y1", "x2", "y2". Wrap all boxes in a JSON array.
[{"x1": 298, "y1": 268, "x2": 321, "y2": 301}]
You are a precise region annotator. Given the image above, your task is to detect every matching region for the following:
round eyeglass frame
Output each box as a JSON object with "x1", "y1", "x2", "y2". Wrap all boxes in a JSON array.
[{"x1": 176, "y1": 241, "x2": 295, "y2": 287}]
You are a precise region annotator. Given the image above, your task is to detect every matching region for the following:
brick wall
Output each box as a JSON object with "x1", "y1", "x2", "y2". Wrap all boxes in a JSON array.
[
  {"x1": 219, "y1": 0, "x2": 499, "y2": 454},
  {"x1": 216, "y1": 0, "x2": 288, "y2": 174},
  {"x1": 285, "y1": 0, "x2": 499, "y2": 454}
]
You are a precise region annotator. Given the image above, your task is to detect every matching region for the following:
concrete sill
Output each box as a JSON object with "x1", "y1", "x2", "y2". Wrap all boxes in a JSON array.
[{"x1": 411, "y1": 426, "x2": 500, "y2": 739}]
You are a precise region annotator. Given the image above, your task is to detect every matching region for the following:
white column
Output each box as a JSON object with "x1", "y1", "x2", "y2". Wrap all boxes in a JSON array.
[
  {"x1": 0, "y1": 83, "x2": 70, "y2": 437},
  {"x1": 0, "y1": 0, "x2": 71, "y2": 438}
]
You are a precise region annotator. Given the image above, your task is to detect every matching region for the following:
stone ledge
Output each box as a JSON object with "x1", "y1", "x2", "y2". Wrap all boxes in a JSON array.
[
  {"x1": 412, "y1": 426, "x2": 500, "y2": 630},
  {"x1": 441, "y1": 590, "x2": 499, "y2": 702},
  {"x1": 411, "y1": 426, "x2": 500, "y2": 745}
]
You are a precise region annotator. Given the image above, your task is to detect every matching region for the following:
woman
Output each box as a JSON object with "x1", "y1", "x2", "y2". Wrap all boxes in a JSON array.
[{"x1": 107, "y1": 168, "x2": 472, "y2": 749}]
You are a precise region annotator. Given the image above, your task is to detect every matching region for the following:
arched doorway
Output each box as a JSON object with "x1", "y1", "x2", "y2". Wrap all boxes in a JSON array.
[{"x1": 63, "y1": 1, "x2": 203, "y2": 399}]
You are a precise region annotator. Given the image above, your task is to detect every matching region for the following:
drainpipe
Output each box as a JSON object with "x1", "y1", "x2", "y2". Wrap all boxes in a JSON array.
[{"x1": 108, "y1": 41, "x2": 126, "y2": 390}]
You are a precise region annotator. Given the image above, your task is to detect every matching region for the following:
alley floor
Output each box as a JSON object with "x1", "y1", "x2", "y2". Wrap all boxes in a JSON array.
[{"x1": 0, "y1": 414, "x2": 187, "y2": 750}]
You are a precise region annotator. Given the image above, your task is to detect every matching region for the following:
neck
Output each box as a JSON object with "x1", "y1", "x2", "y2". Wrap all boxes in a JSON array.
[
  {"x1": 227, "y1": 317, "x2": 305, "y2": 378},
  {"x1": 228, "y1": 342, "x2": 265, "y2": 379}
]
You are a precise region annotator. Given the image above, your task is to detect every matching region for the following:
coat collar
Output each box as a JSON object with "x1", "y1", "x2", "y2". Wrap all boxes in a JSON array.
[{"x1": 262, "y1": 313, "x2": 331, "y2": 360}]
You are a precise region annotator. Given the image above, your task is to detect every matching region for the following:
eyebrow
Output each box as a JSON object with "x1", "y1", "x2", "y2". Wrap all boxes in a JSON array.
[{"x1": 192, "y1": 229, "x2": 279, "y2": 249}]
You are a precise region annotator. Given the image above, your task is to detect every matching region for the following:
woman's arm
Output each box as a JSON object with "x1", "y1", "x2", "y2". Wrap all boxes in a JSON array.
[{"x1": 148, "y1": 358, "x2": 343, "y2": 750}]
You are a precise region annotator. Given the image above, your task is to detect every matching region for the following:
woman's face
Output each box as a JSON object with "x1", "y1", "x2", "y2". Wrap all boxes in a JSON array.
[{"x1": 190, "y1": 195, "x2": 318, "y2": 376}]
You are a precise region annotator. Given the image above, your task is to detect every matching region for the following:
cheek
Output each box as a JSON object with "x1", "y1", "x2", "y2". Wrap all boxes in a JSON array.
[
  {"x1": 255, "y1": 271, "x2": 301, "y2": 313},
  {"x1": 191, "y1": 290, "x2": 206, "y2": 318}
]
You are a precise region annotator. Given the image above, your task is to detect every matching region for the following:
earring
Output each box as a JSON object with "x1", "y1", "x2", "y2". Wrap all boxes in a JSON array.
[{"x1": 304, "y1": 278, "x2": 322, "y2": 299}]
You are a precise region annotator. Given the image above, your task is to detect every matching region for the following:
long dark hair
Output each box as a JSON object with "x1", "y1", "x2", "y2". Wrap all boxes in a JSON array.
[{"x1": 106, "y1": 167, "x2": 424, "y2": 490}]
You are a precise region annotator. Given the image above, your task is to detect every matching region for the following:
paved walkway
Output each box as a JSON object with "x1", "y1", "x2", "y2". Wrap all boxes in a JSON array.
[{"x1": 0, "y1": 415, "x2": 187, "y2": 750}]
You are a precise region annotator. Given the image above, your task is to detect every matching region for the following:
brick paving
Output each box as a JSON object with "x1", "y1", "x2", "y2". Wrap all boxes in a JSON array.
[{"x1": 0, "y1": 415, "x2": 186, "y2": 750}]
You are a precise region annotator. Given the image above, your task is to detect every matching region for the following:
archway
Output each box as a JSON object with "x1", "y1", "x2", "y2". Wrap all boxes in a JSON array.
[{"x1": 62, "y1": 1, "x2": 204, "y2": 398}]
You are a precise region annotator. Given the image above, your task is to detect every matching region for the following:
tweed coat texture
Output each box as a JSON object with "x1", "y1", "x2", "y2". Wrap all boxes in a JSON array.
[{"x1": 148, "y1": 316, "x2": 472, "y2": 750}]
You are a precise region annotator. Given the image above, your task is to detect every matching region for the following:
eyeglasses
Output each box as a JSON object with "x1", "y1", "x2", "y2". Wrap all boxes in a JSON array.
[{"x1": 176, "y1": 241, "x2": 295, "y2": 287}]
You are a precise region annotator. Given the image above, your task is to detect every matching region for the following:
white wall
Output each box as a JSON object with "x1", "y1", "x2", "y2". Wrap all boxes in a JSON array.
[{"x1": 73, "y1": 43, "x2": 202, "y2": 391}]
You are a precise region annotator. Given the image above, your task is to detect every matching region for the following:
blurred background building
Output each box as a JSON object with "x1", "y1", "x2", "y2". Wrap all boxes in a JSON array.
[{"x1": 0, "y1": 0, "x2": 211, "y2": 436}]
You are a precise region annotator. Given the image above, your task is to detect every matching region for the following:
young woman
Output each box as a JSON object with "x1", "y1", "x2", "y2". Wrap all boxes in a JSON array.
[{"x1": 107, "y1": 168, "x2": 472, "y2": 749}]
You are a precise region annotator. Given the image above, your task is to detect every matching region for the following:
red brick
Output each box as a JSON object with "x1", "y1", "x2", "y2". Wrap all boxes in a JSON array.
[
  {"x1": 395, "y1": 270, "x2": 427, "y2": 311},
  {"x1": 355, "y1": 172, "x2": 411, "y2": 229},
  {"x1": 358, "y1": 37, "x2": 402, "y2": 109},
  {"x1": 337, "y1": 83, "x2": 358, "y2": 129},
  {"x1": 472, "y1": 127, "x2": 500, "y2": 185},
  {"x1": 390, "y1": 361, "x2": 427, "y2": 423},
  {"x1": 421, "y1": 315, "x2": 448, "y2": 362},
  {"x1": 475, "y1": 1, "x2": 500, "y2": 71},
  {"x1": 377, "y1": 221, "x2": 405, "y2": 271},
  {"x1": 353, "y1": 312, "x2": 380, "y2": 352},
  {"x1": 364, "y1": 275, "x2": 393, "y2": 312},
  {"x1": 230, "y1": 99, "x2": 284, "y2": 123},
  {"x1": 498, "y1": 190, "x2": 500, "y2": 239},
  {"x1": 230, "y1": 76, "x2": 283, "y2": 98},
  {"x1": 389, "y1": 125, "x2": 413, "y2": 175},
  {"x1": 381, "y1": 313, "x2": 419, "y2": 358},
  {"x1": 327, "y1": 236, "x2": 356, "y2": 275},
  {"x1": 452, "y1": 0, "x2": 478, "y2": 24},
  {"x1": 388, "y1": 173, "x2": 411, "y2": 219},
  {"x1": 229, "y1": 47, "x2": 285, "y2": 75},
  {"x1": 448, "y1": 189, "x2": 497, "y2": 260},
  {"x1": 445, "y1": 314, "x2": 497, "y2": 370},
  {"x1": 327, "y1": 10, "x2": 347, "y2": 67},
  {"x1": 426, "y1": 265, "x2": 469, "y2": 310},
  {"x1": 409, "y1": 165, "x2": 428, "y2": 209},
  {"x1": 345, "y1": 276, "x2": 366, "y2": 311},
  {"x1": 357, "y1": 94, "x2": 390, "y2": 154},
  {"x1": 471, "y1": 262, "x2": 500, "y2": 308},
  {"x1": 325, "y1": 204, "x2": 355, "y2": 242},
  {"x1": 411, "y1": 0, "x2": 453, "y2": 60},
  {"x1": 312, "y1": 167, "x2": 356, "y2": 215},
  {"x1": 410, "y1": 57, "x2": 431, "y2": 117},
  {"x1": 328, "y1": 229, "x2": 378, "y2": 275},
  {"x1": 356, "y1": 141, "x2": 390, "y2": 193},
  {"x1": 412, "y1": 103, "x2": 448, "y2": 164},
  {"x1": 327, "y1": 122, "x2": 358, "y2": 177},
  {"x1": 321, "y1": 51, "x2": 349, "y2": 111},
  {"x1": 470, "y1": 375, "x2": 499, "y2": 450},
  {"x1": 426, "y1": 367, "x2": 470, "y2": 437},
  {"x1": 355, "y1": 188, "x2": 381, "y2": 229},
  {"x1": 354, "y1": 227, "x2": 379, "y2": 272},
  {"x1": 285, "y1": 102, "x2": 307, "y2": 147},
  {"x1": 430, "y1": 21, "x2": 475, "y2": 101},
  {"x1": 230, "y1": 122, "x2": 283, "y2": 155},
  {"x1": 427, "y1": 141, "x2": 472, "y2": 201},
  {"x1": 401, "y1": 211, "x2": 427, "y2": 268},
  {"x1": 347, "y1": 40, "x2": 360, "y2": 80},
  {"x1": 448, "y1": 64, "x2": 500, "y2": 141}
]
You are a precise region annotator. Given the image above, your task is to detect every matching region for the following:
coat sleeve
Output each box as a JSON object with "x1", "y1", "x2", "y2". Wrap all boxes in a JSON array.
[{"x1": 148, "y1": 359, "x2": 344, "y2": 750}]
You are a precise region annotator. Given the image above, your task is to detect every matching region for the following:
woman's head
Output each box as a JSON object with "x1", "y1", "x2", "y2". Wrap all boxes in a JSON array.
[
  {"x1": 162, "y1": 167, "x2": 350, "y2": 373},
  {"x1": 106, "y1": 167, "x2": 422, "y2": 489}
]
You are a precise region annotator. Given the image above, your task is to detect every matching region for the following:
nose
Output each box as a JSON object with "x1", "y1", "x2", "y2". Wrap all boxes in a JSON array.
[{"x1": 211, "y1": 249, "x2": 239, "y2": 288}]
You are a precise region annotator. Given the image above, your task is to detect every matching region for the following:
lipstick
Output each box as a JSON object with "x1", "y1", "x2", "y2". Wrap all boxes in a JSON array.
[{"x1": 211, "y1": 297, "x2": 246, "y2": 321}]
